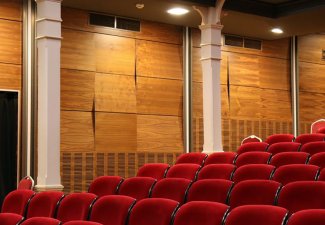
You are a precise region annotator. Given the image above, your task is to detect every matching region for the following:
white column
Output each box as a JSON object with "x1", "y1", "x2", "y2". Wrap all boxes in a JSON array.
[
  {"x1": 35, "y1": 0, "x2": 63, "y2": 191},
  {"x1": 194, "y1": 1, "x2": 225, "y2": 154}
]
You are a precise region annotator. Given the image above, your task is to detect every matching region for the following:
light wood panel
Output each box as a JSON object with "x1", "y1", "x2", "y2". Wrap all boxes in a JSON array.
[
  {"x1": 137, "y1": 115, "x2": 183, "y2": 152},
  {"x1": 137, "y1": 77, "x2": 183, "y2": 116},
  {"x1": 95, "y1": 112, "x2": 137, "y2": 152},
  {"x1": 0, "y1": 19, "x2": 21, "y2": 64},
  {"x1": 0, "y1": 63, "x2": 21, "y2": 90},
  {"x1": 61, "y1": 69, "x2": 95, "y2": 111},
  {"x1": 0, "y1": 0, "x2": 21, "y2": 21},
  {"x1": 95, "y1": 34, "x2": 135, "y2": 75},
  {"x1": 299, "y1": 62, "x2": 325, "y2": 94},
  {"x1": 95, "y1": 73, "x2": 136, "y2": 113},
  {"x1": 136, "y1": 40, "x2": 183, "y2": 80},
  {"x1": 260, "y1": 89, "x2": 291, "y2": 120},
  {"x1": 300, "y1": 91, "x2": 325, "y2": 123},
  {"x1": 61, "y1": 111, "x2": 94, "y2": 152},
  {"x1": 299, "y1": 34, "x2": 325, "y2": 64},
  {"x1": 61, "y1": 29, "x2": 96, "y2": 71}
]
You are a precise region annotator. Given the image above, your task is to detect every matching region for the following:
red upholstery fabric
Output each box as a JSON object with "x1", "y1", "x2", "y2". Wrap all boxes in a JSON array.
[
  {"x1": 187, "y1": 179, "x2": 233, "y2": 204},
  {"x1": 237, "y1": 142, "x2": 269, "y2": 155},
  {"x1": 232, "y1": 164, "x2": 275, "y2": 183},
  {"x1": 300, "y1": 141, "x2": 325, "y2": 155},
  {"x1": 65, "y1": 221, "x2": 103, "y2": 225},
  {"x1": 270, "y1": 152, "x2": 310, "y2": 168},
  {"x1": 311, "y1": 120, "x2": 325, "y2": 134},
  {"x1": 137, "y1": 163, "x2": 170, "y2": 180},
  {"x1": 267, "y1": 142, "x2": 301, "y2": 155},
  {"x1": 294, "y1": 134, "x2": 325, "y2": 145},
  {"x1": 151, "y1": 178, "x2": 191, "y2": 204},
  {"x1": 204, "y1": 152, "x2": 237, "y2": 165},
  {"x1": 224, "y1": 205, "x2": 288, "y2": 225},
  {"x1": 128, "y1": 198, "x2": 179, "y2": 225},
  {"x1": 1, "y1": 190, "x2": 35, "y2": 215},
  {"x1": 173, "y1": 201, "x2": 229, "y2": 225},
  {"x1": 118, "y1": 177, "x2": 156, "y2": 200},
  {"x1": 318, "y1": 168, "x2": 325, "y2": 181},
  {"x1": 265, "y1": 134, "x2": 295, "y2": 145},
  {"x1": 90, "y1": 195, "x2": 135, "y2": 225},
  {"x1": 56, "y1": 193, "x2": 97, "y2": 223},
  {"x1": 286, "y1": 209, "x2": 325, "y2": 225},
  {"x1": 17, "y1": 176, "x2": 34, "y2": 190},
  {"x1": 197, "y1": 164, "x2": 235, "y2": 180},
  {"x1": 88, "y1": 176, "x2": 123, "y2": 197},
  {"x1": 229, "y1": 180, "x2": 281, "y2": 208},
  {"x1": 318, "y1": 127, "x2": 325, "y2": 134},
  {"x1": 0, "y1": 213, "x2": 23, "y2": 225},
  {"x1": 309, "y1": 152, "x2": 325, "y2": 169},
  {"x1": 277, "y1": 181, "x2": 325, "y2": 214},
  {"x1": 166, "y1": 164, "x2": 201, "y2": 180},
  {"x1": 272, "y1": 164, "x2": 320, "y2": 185},
  {"x1": 175, "y1": 153, "x2": 207, "y2": 166},
  {"x1": 20, "y1": 217, "x2": 61, "y2": 225},
  {"x1": 26, "y1": 191, "x2": 64, "y2": 218},
  {"x1": 235, "y1": 152, "x2": 272, "y2": 167}
]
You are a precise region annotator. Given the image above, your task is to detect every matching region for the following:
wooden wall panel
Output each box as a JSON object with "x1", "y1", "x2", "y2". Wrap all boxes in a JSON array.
[
  {"x1": 61, "y1": 69, "x2": 95, "y2": 111},
  {"x1": 0, "y1": 63, "x2": 21, "y2": 90},
  {"x1": 137, "y1": 77, "x2": 183, "y2": 116},
  {"x1": 137, "y1": 115, "x2": 183, "y2": 152},
  {"x1": 300, "y1": 91, "x2": 325, "y2": 122},
  {"x1": 95, "y1": 34, "x2": 135, "y2": 75},
  {"x1": 0, "y1": 19, "x2": 21, "y2": 64},
  {"x1": 299, "y1": 34, "x2": 325, "y2": 64},
  {"x1": 95, "y1": 73, "x2": 136, "y2": 113},
  {"x1": 299, "y1": 62, "x2": 325, "y2": 94},
  {"x1": 260, "y1": 89, "x2": 291, "y2": 120},
  {"x1": 136, "y1": 40, "x2": 183, "y2": 80},
  {"x1": 95, "y1": 113, "x2": 137, "y2": 152},
  {"x1": 0, "y1": 0, "x2": 21, "y2": 21},
  {"x1": 61, "y1": 111, "x2": 94, "y2": 152}
]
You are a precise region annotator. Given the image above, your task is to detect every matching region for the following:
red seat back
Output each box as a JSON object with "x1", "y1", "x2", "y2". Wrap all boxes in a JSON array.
[
  {"x1": 232, "y1": 164, "x2": 275, "y2": 183},
  {"x1": 166, "y1": 164, "x2": 201, "y2": 180},
  {"x1": 300, "y1": 141, "x2": 325, "y2": 155},
  {"x1": 65, "y1": 222, "x2": 102, "y2": 225},
  {"x1": 235, "y1": 152, "x2": 272, "y2": 167},
  {"x1": 265, "y1": 134, "x2": 295, "y2": 145},
  {"x1": 286, "y1": 209, "x2": 325, "y2": 225},
  {"x1": 137, "y1": 163, "x2": 170, "y2": 180},
  {"x1": 295, "y1": 134, "x2": 325, "y2": 145},
  {"x1": 318, "y1": 168, "x2": 325, "y2": 181},
  {"x1": 175, "y1": 153, "x2": 207, "y2": 166},
  {"x1": 17, "y1": 176, "x2": 34, "y2": 190},
  {"x1": 318, "y1": 127, "x2": 325, "y2": 134},
  {"x1": 118, "y1": 177, "x2": 156, "y2": 200},
  {"x1": 311, "y1": 119, "x2": 325, "y2": 134},
  {"x1": 204, "y1": 152, "x2": 237, "y2": 165},
  {"x1": 20, "y1": 217, "x2": 61, "y2": 225},
  {"x1": 1, "y1": 190, "x2": 35, "y2": 215},
  {"x1": 197, "y1": 164, "x2": 235, "y2": 180},
  {"x1": 0, "y1": 213, "x2": 24, "y2": 224},
  {"x1": 267, "y1": 142, "x2": 301, "y2": 155},
  {"x1": 270, "y1": 152, "x2": 310, "y2": 168},
  {"x1": 88, "y1": 176, "x2": 123, "y2": 197},
  {"x1": 237, "y1": 142, "x2": 269, "y2": 155}
]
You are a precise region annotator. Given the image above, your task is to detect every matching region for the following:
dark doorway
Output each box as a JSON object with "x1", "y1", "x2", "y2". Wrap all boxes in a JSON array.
[{"x1": 0, "y1": 91, "x2": 18, "y2": 208}]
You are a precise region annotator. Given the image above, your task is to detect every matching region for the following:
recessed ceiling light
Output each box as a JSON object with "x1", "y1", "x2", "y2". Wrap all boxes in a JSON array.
[
  {"x1": 271, "y1": 28, "x2": 284, "y2": 34},
  {"x1": 167, "y1": 7, "x2": 189, "y2": 15}
]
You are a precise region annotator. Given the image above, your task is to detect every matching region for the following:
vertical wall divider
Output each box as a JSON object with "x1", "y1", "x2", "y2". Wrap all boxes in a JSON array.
[
  {"x1": 183, "y1": 27, "x2": 193, "y2": 153},
  {"x1": 291, "y1": 36, "x2": 299, "y2": 136}
]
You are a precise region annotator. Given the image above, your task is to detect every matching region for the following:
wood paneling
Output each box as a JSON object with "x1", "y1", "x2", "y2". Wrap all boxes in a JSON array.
[
  {"x1": 61, "y1": 29, "x2": 96, "y2": 71},
  {"x1": 61, "y1": 111, "x2": 94, "y2": 152},
  {"x1": 0, "y1": 0, "x2": 21, "y2": 21},
  {"x1": 0, "y1": 63, "x2": 21, "y2": 90},
  {"x1": 95, "y1": 113, "x2": 137, "y2": 152},
  {"x1": 0, "y1": 19, "x2": 21, "y2": 64},
  {"x1": 299, "y1": 62, "x2": 325, "y2": 94},
  {"x1": 260, "y1": 89, "x2": 291, "y2": 120},
  {"x1": 136, "y1": 40, "x2": 183, "y2": 80},
  {"x1": 137, "y1": 77, "x2": 183, "y2": 116},
  {"x1": 95, "y1": 73, "x2": 136, "y2": 113},
  {"x1": 61, "y1": 69, "x2": 95, "y2": 111},
  {"x1": 300, "y1": 91, "x2": 325, "y2": 123},
  {"x1": 299, "y1": 34, "x2": 325, "y2": 64},
  {"x1": 95, "y1": 34, "x2": 135, "y2": 75},
  {"x1": 137, "y1": 115, "x2": 183, "y2": 152}
]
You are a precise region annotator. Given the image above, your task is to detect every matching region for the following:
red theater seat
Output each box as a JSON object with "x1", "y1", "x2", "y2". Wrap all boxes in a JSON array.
[
  {"x1": 277, "y1": 181, "x2": 325, "y2": 214},
  {"x1": 232, "y1": 164, "x2": 275, "y2": 183},
  {"x1": 89, "y1": 195, "x2": 135, "y2": 225},
  {"x1": 166, "y1": 164, "x2": 201, "y2": 180},
  {"x1": 128, "y1": 198, "x2": 179, "y2": 225},
  {"x1": 17, "y1": 176, "x2": 34, "y2": 190},
  {"x1": 0, "y1": 213, "x2": 23, "y2": 225},
  {"x1": 173, "y1": 201, "x2": 229, "y2": 225},
  {"x1": 300, "y1": 141, "x2": 325, "y2": 155},
  {"x1": 88, "y1": 176, "x2": 123, "y2": 197},
  {"x1": 318, "y1": 168, "x2": 325, "y2": 181},
  {"x1": 118, "y1": 177, "x2": 156, "y2": 200},
  {"x1": 269, "y1": 152, "x2": 310, "y2": 168},
  {"x1": 241, "y1": 135, "x2": 262, "y2": 145},
  {"x1": 318, "y1": 127, "x2": 325, "y2": 134},
  {"x1": 224, "y1": 205, "x2": 288, "y2": 225},
  {"x1": 237, "y1": 142, "x2": 269, "y2": 155},
  {"x1": 20, "y1": 217, "x2": 61, "y2": 225},
  {"x1": 175, "y1": 153, "x2": 207, "y2": 166},
  {"x1": 235, "y1": 152, "x2": 272, "y2": 167},
  {"x1": 294, "y1": 134, "x2": 325, "y2": 145},
  {"x1": 65, "y1": 221, "x2": 103, "y2": 225},
  {"x1": 151, "y1": 178, "x2": 192, "y2": 204},
  {"x1": 311, "y1": 119, "x2": 325, "y2": 134},
  {"x1": 272, "y1": 164, "x2": 320, "y2": 185},
  {"x1": 56, "y1": 193, "x2": 97, "y2": 223},
  {"x1": 197, "y1": 164, "x2": 236, "y2": 180},
  {"x1": 308, "y1": 152, "x2": 325, "y2": 169},
  {"x1": 229, "y1": 180, "x2": 282, "y2": 208},
  {"x1": 267, "y1": 142, "x2": 301, "y2": 155},
  {"x1": 204, "y1": 152, "x2": 237, "y2": 165},
  {"x1": 187, "y1": 179, "x2": 233, "y2": 204},
  {"x1": 286, "y1": 209, "x2": 325, "y2": 225},
  {"x1": 137, "y1": 163, "x2": 170, "y2": 180},
  {"x1": 265, "y1": 134, "x2": 295, "y2": 145},
  {"x1": 1, "y1": 190, "x2": 35, "y2": 215}
]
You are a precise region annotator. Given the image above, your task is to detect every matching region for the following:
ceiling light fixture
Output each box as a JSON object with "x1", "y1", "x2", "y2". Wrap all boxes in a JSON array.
[
  {"x1": 167, "y1": 7, "x2": 189, "y2": 15},
  {"x1": 271, "y1": 28, "x2": 284, "y2": 34}
]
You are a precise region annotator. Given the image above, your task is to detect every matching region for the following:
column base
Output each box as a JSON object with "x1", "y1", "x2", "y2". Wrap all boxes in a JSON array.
[
  {"x1": 35, "y1": 184, "x2": 64, "y2": 192},
  {"x1": 202, "y1": 149, "x2": 224, "y2": 154}
]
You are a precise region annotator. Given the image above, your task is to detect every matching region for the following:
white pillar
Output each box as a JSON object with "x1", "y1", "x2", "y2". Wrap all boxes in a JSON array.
[
  {"x1": 35, "y1": 0, "x2": 63, "y2": 191},
  {"x1": 194, "y1": 1, "x2": 225, "y2": 154}
]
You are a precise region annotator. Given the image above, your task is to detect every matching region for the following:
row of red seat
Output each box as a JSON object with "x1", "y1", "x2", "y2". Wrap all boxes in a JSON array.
[{"x1": 1, "y1": 180, "x2": 325, "y2": 225}]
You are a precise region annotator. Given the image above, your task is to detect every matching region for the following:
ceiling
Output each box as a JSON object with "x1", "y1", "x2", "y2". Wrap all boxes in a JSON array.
[{"x1": 62, "y1": 0, "x2": 325, "y2": 40}]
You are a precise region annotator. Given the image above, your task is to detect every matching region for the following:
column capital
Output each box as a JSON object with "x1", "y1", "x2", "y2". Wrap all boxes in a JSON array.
[{"x1": 193, "y1": 0, "x2": 225, "y2": 26}]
